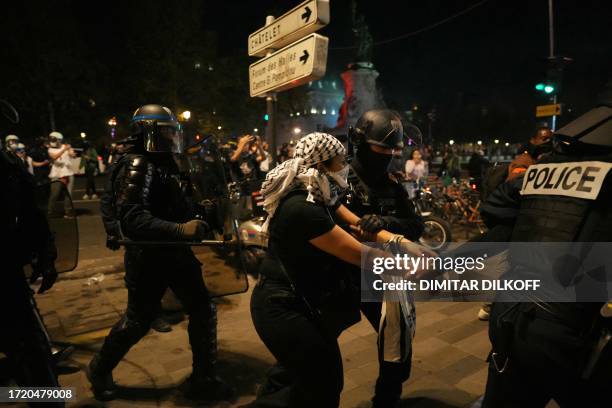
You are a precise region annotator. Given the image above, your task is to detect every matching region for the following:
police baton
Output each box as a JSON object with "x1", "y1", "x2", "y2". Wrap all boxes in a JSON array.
[{"x1": 118, "y1": 239, "x2": 238, "y2": 247}]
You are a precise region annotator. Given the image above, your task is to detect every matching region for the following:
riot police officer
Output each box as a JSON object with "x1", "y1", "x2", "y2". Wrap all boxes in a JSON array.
[
  {"x1": 483, "y1": 94, "x2": 612, "y2": 407},
  {"x1": 87, "y1": 105, "x2": 233, "y2": 402},
  {"x1": 1, "y1": 137, "x2": 61, "y2": 406},
  {"x1": 344, "y1": 109, "x2": 424, "y2": 407}
]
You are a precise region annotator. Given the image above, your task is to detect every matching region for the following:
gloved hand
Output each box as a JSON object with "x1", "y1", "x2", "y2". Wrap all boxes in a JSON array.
[
  {"x1": 30, "y1": 264, "x2": 58, "y2": 294},
  {"x1": 177, "y1": 220, "x2": 210, "y2": 240},
  {"x1": 358, "y1": 214, "x2": 387, "y2": 233},
  {"x1": 106, "y1": 235, "x2": 121, "y2": 251}
]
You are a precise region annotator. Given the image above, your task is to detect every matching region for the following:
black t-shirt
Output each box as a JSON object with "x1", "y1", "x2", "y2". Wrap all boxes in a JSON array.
[
  {"x1": 29, "y1": 146, "x2": 50, "y2": 183},
  {"x1": 261, "y1": 190, "x2": 338, "y2": 299}
]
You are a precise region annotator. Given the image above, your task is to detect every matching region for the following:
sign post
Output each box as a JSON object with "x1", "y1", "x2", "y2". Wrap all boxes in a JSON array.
[{"x1": 248, "y1": 0, "x2": 329, "y2": 158}]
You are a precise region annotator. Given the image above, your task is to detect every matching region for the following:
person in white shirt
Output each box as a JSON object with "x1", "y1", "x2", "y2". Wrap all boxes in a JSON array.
[
  {"x1": 404, "y1": 149, "x2": 428, "y2": 181},
  {"x1": 47, "y1": 131, "x2": 76, "y2": 216}
]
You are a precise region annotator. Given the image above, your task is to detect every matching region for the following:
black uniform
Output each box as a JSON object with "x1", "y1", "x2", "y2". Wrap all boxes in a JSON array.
[
  {"x1": 343, "y1": 109, "x2": 424, "y2": 407},
  {"x1": 89, "y1": 105, "x2": 230, "y2": 401},
  {"x1": 92, "y1": 150, "x2": 217, "y2": 374},
  {"x1": 342, "y1": 150, "x2": 423, "y2": 407},
  {"x1": 483, "y1": 102, "x2": 612, "y2": 407},
  {"x1": 0, "y1": 150, "x2": 61, "y2": 406}
]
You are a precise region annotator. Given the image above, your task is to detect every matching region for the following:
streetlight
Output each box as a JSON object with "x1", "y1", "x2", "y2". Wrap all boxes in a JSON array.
[
  {"x1": 80, "y1": 132, "x2": 87, "y2": 138},
  {"x1": 180, "y1": 110, "x2": 191, "y2": 120},
  {"x1": 254, "y1": 128, "x2": 258, "y2": 133},
  {"x1": 449, "y1": 139, "x2": 455, "y2": 145},
  {"x1": 505, "y1": 142, "x2": 510, "y2": 147},
  {"x1": 293, "y1": 127, "x2": 301, "y2": 135},
  {"x1": 217, "y1": 126, "x2": 222, "y2": 130},
  {"x1": 477, "y1": 140, "x2": 482, "y2": 146},
  {"x1": 494, "y1": 139, "x2": 499, "y2": 144},
  {"x1": 108, "y1": 117, "x2": 117, "y2": 126}
]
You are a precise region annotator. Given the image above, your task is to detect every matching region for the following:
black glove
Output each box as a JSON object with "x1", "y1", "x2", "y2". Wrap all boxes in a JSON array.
[
  {"x1": 177, "y1": 219, "x2": 210, "y2": 240},
  {"x1": 106, "y1": 235, "x2": 121, "y2": 251},
  {"x1": 30, "y1": 263, "x2": 58, "y2": 294},
  {"x1": 358, "y1": 214, "x2": 388, "y2": 233}
]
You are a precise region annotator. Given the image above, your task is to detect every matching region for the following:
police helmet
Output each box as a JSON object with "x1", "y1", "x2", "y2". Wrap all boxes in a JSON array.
[
  {"x1": 554, "y1": 81, "x2": 612, "y2": 151},
  {"x1": 349, "y1": 109, "x2": 404, "y2": 149},
  {"x1": 130, "y1": 104, "x2": 183, "y2": 153}
]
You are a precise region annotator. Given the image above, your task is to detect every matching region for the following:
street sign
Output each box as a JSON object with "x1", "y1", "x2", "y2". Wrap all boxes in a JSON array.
[
  {"x1": 536, "y1": 103, "x2": 562, "y2": 117},
  {"x1": 248, "y1": 0, "x2": 330, "y2": 57},
  {"x1": 249, "y1": 33, "x2": 328, "y2": 97}
]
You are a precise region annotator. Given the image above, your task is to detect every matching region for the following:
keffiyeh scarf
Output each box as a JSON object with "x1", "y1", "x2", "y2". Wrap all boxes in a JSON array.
[{"x1": 261, "y1": 132, "x2": 346, "y2": 230}]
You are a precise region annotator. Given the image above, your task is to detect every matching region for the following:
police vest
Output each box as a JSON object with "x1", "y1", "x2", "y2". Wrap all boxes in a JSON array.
[
  {"x1": 512, "y1": 156, "x2": 612, "y2": 242},
  {"x1": 346, "y1": 166, "x2": 400, "y2": 216}
]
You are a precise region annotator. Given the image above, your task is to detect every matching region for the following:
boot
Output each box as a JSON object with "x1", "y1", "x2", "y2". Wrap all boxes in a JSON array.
[
  {"x1": 182, "y1": 302, "x2": 234, "y2": 401},
  {"x1": 151, "y1": 317, "x2": 172, "y2": 333},
  {"x1": 86, "y1": 355, "x2": 117, "y2": 401},
  {"x1": 181, "y1": 372, "x2": 235, "y2": 402}
]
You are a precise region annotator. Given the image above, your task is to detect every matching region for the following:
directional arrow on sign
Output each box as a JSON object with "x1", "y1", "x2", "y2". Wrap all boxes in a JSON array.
[
  {"x1": 248, "y1": 0, "x2": 329, "y2": 57},
  {"x1": 249, "y1": 33, "x2": 328, "y2": 97},
  {"x1": 301, "y1": 6, "x2": 312, "y2": 22}
]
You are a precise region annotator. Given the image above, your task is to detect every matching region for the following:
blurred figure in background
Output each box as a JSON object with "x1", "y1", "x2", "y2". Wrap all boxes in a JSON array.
[
  {"x1": 404, "y1": 148, "x2": 429, "y2": 181},
  {"x1": 14, "y1": 143, "x2": 32, "y2": 173},
  {"x1": 79, "y1": 141, "x2": 99, "y2": 199},
  {"x1": 467, "y1": 149, "x2": 489, "y2": 190},
  {"x1": 29, "y1": 137, "x2": 52, "y2": 211},
  {"x1": 47, "y1": 131, "x2": 76, "y2": 216},
  {"x1": 4, "y1": 134, "x2": 20, "y2": 154},
  {"x1": 259, "y1": 140, "x2": 272, "y2": 173}
]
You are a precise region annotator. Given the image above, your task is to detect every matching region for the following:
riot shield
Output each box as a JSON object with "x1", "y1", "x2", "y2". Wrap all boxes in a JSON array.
[
  {"x1": 48, "y1": 180, "x2": 79, "y2": 273},
  {"x1": 187, "y1": 145, "x2": 250, "y2": 298},
  {"x1": 194, "y1": 203, "x2": 250, "y2": 298}
]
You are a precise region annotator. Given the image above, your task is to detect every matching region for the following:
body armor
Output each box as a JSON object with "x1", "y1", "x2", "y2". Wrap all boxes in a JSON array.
[{"x1": 344, "y1": 162, "x2": 423, "y2": 241}]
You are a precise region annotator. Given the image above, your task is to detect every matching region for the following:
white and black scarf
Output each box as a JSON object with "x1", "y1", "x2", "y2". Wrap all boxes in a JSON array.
[{"x1": 261, "y1": 132, "x2": 346, "y2": 230}]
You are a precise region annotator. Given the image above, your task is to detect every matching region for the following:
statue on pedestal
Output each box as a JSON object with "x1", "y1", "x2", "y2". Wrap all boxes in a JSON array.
[{"x1": 336, "y1": 0, "x2": 384, "y2": 129}]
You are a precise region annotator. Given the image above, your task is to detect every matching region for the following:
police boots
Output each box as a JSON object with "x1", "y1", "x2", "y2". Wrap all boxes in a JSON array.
[
  {"x1": 86, "y1": 355, "x2": 117, "y2": 401},
  {"x1": 180, "y1": 303, "x2": 235, "y2": 401}
]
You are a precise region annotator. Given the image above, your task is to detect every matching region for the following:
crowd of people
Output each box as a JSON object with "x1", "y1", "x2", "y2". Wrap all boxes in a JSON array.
[{"x1": 3, "y1": 132, "x2": 106, "y2": 214}]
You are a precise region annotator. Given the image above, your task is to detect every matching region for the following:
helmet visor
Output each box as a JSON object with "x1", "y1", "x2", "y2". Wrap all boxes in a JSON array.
[{"x1": 144, "y1": 123, "x2": 184, "y2": 153}]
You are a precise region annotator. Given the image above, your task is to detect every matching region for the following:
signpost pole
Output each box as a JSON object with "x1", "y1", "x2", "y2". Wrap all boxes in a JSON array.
[
  {"x1": 267, "y1": 92, "x2": 277, "y2": 163},
  {"x1": 263, "y1": 15, "x2": 278, "y2": 164}
]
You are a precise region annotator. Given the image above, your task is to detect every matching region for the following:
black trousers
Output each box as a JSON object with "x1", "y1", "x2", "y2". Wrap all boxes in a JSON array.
[
  {"x1": 1, "y1": 273, "x2": 62, "y2": 407},
  {"x1": 250, "y1": 279, "x2": 344, "y2": 408},
  {"x1": 94, "y1": 249, "x2": 216, "y2": 376},
  {"x1": 360, "y1": 302, "x2": 412, "y2": 406},
  {"x1": 84, "y1": 168, "x2": 96, "y2": 196},
  {"x1": 483, "y1": 303, "x2": 607, "y2": 408}
]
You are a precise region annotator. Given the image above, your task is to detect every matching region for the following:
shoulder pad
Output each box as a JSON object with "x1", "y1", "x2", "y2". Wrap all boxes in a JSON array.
[{"x1": 127, "y1": 154, "x2": 148, "y2": 169}]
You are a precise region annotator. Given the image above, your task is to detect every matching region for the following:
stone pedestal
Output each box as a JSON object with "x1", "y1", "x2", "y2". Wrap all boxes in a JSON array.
[{"x1": 336, "y1": 62, "x2": 386, "y2": 132}]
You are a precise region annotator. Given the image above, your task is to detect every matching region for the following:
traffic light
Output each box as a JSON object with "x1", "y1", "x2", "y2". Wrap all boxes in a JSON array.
[
  {"x1": 264, "y1": 114, "x2": 269, "y2": 121},
  {"x1": 535, "y1": 82, "x2": 555, "y2": 94}
]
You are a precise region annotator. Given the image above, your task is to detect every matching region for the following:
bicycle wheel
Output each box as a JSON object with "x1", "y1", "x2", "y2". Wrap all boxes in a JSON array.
[{"x1": 419, "y1": 216, "x2": 452, "y2": 251}]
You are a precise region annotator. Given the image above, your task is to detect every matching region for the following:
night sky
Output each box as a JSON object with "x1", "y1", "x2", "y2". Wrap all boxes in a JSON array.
[
  {"x1": 2, "y1": 0, "x2": 611, "y2": 143},
  {"x1": 208, "y1": 0, "x2": 612, "y2": 140}
]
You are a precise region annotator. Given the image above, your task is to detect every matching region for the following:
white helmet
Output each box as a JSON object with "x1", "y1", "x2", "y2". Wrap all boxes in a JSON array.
[
  {"x1": 49, "y1": 131, "x2": 63, "y2": 147},
  {"x1": 5, "y1": 134, "x2": 19, "y2": 144}
]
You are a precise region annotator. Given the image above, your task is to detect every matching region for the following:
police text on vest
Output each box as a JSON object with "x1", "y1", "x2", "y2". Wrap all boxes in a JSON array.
[{"x1": 521, "y1": 161, "x2": 612, "y2": 200}]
